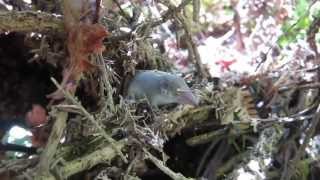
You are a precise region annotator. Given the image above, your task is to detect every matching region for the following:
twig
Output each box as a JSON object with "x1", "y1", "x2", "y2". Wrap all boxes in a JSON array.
[
  {"x1": 96, "y1": 54, "x2": 118, "y2": 112},
  {"x1": 186, "y1": 128, "x2": 228, "y2": 146},
  {"x1": 111, "y1": 0, "x2": 131, "y2": 22},
  {"x1": 176, "y1": 13, "x2": 209, "y2": 80},
  {"x1": 232, "y1": 6, "x2": 245, "y2": 51},
  {"x1": 284, "y1": 104, "x2": 320, "y2": 180},
  {"x1": 50, "y1": 78, "x2": 128, "y2": 163},
  {"x1": 143, "y1": 148, "x2": 195, "y2": 180},
  {"x1": 142, "y1": 0, "x2": 193, "y2": 29},
  {"x1": 216, "y1": 151, "x2": 250, "y2": 177},
  {"x1": 306, "y1": 2, "x2": 320, "y2": 59},
  {"x1": 0, "y1": 11, "x2": 63, "y2": 33},
  {"x1": 278, "y1": 82, "x2": 320, "y2": 92},
  {"x1": 106, "y1": 32, "x2": 133, "y2": 43},
  {"x1": 192, "y1": 0, "x2": 200, "y2": 22},
  {"x1": 202, "y1": 140, "x2": 229, "y2": 179},
  {"x1": 196, "y1": 139, "x2": 220, "y2": 176}
]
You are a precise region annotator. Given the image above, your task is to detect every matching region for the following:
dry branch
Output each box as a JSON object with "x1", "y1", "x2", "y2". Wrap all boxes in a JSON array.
[
  {"x1": 176, "y1": 14, "x2": 210, "y2": 79},
  {"x1": 148, "y1": 0, "x2": 193, "y2": 28}
]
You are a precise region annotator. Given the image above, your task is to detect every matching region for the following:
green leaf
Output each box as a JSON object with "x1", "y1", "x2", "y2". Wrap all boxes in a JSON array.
[
  {"x1": 278, "y1": 33, "x2": 298, "y2": 48},
  {"x1": 296, "y1": 16, "x2": 310, "y2": 29}
]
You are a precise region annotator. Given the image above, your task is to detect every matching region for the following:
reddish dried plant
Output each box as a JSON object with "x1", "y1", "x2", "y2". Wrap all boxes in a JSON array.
[
  {"x1": 25, "y1": 104, "x2": 47, "y2": 127},
  {"x1": 47, "y1": 0, "x2": 108, "y2": 100},
  {"x1": 67, "y1": 23, "x2": 108, "y2": 78},
  {"x1": 47, "y1": 23, "x2": 108, "y2": 100},
  {"x1": 25, "y1": 104, "x2": 49, "y2": 147}
]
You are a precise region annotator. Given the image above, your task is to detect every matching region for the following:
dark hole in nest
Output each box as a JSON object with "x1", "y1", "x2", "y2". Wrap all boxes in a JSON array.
[
  {"x1": 140, "y1": 132, "x2": 258, "y2": 180},
  {"x1": 0, "y1": 32, "x2": 60, "y2": 122},
  {"x1": 288, "y1": 89, "x2": 300, "y2": 109},
  {"x1": 138, "y1": 135, "x2": 207, "y2": 180}
]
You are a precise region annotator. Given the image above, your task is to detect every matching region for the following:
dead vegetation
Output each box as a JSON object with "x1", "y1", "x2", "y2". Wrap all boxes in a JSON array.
[{"x1": 0, "y1": 0, "x2": 320, "y2": 180}]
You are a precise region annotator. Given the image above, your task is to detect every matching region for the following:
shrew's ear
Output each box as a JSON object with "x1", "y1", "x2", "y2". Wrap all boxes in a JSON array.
[{"x1": 159, "y1": 80, "x2": 168, "y2": 95}]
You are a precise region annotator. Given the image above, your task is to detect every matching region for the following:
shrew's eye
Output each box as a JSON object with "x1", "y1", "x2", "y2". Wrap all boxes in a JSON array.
[{"x1": 161, "y1": 88, "x2": 169, "y2": 95}]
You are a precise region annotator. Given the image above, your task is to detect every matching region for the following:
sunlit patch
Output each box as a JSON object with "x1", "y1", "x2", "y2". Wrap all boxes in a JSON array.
[
  {"x1": 60, "y1": 136, "x2": 66, "y2": 143},
  {"x1": 6, "y1": 126, "x2": 32, "y2": 146},
  {"x1": 23, "y1": 0, "x2": 31, "y2": 4},
  {"x1": 8, "y1": 126, "x2": 32, "y2": 140},
  {"x1": 2, "y1": 126, "x2": 33, "y2": 158},
  {"x1": 310, "y1": 1, "x2": 320, "y2": 15},
  {"x1": 264, "y1": 158, "x2": 272, "y2": 165},
  {"x1": 30, "y1": 32, "x2": 42, "y2": 38},
  {"x1": 306, "y1": 135, "x2": 320, "y2": 159},
  {"x1": 248, "y1": 160, "x2": 265, "y2": 178},
  {"x1": 120, "y1": 27, "x2": 131, "y2": 33},
  {"x1": 237, "y1": 168, "x2": 256, "y2": 180},
  {"x1": 236, "y1": 159, "x2": 270, "y2": 179},
  {"x1": 0, "y1": 0, "x2": 13, "y2": 10},
  {"x1": 152, "y1": 43, "x2": 158, "y2": 48},
  {"x1": 198, "y1": 36, "x2": 256, "y2": 77}
]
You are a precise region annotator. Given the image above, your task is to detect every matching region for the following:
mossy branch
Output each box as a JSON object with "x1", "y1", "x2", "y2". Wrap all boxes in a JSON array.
[
  {"x1": 34, "y1": 140, "x2": 126, "y2": 180},
  {"x1": 35, "y1": 109, "x2": 68, "y2": 180},
  {"x1": 0, "y1": 11, "x2": 63, "y2": 33},
  {"x1": 166, "y1": 105, "x2": 217, "y2": 136},
  {"x1": 60, "y1": 140, "x2": 126, "y2": 178},
  {"x1": 50, "y1": 77, "x2": 128, "y2": 163}
]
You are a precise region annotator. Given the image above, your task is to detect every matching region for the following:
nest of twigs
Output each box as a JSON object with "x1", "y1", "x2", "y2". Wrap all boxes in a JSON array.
[{"x1": 1, "y1": 0, "x2": 320, "y2": 180}]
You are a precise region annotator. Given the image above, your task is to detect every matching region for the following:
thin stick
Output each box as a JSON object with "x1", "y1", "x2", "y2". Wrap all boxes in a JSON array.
[{"x1": 143, "y1": 148, "x2": 194, "y2": 180}]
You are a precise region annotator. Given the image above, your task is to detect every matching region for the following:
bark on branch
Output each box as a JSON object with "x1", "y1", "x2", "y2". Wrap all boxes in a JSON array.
[{"x1": 0, "y1": 11, "x2": 63, "y2": 33}]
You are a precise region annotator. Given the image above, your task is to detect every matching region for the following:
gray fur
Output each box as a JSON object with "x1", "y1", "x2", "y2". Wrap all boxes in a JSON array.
[{"x1": 126, "y1": 70, "x2": 198, "y2": 107}]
